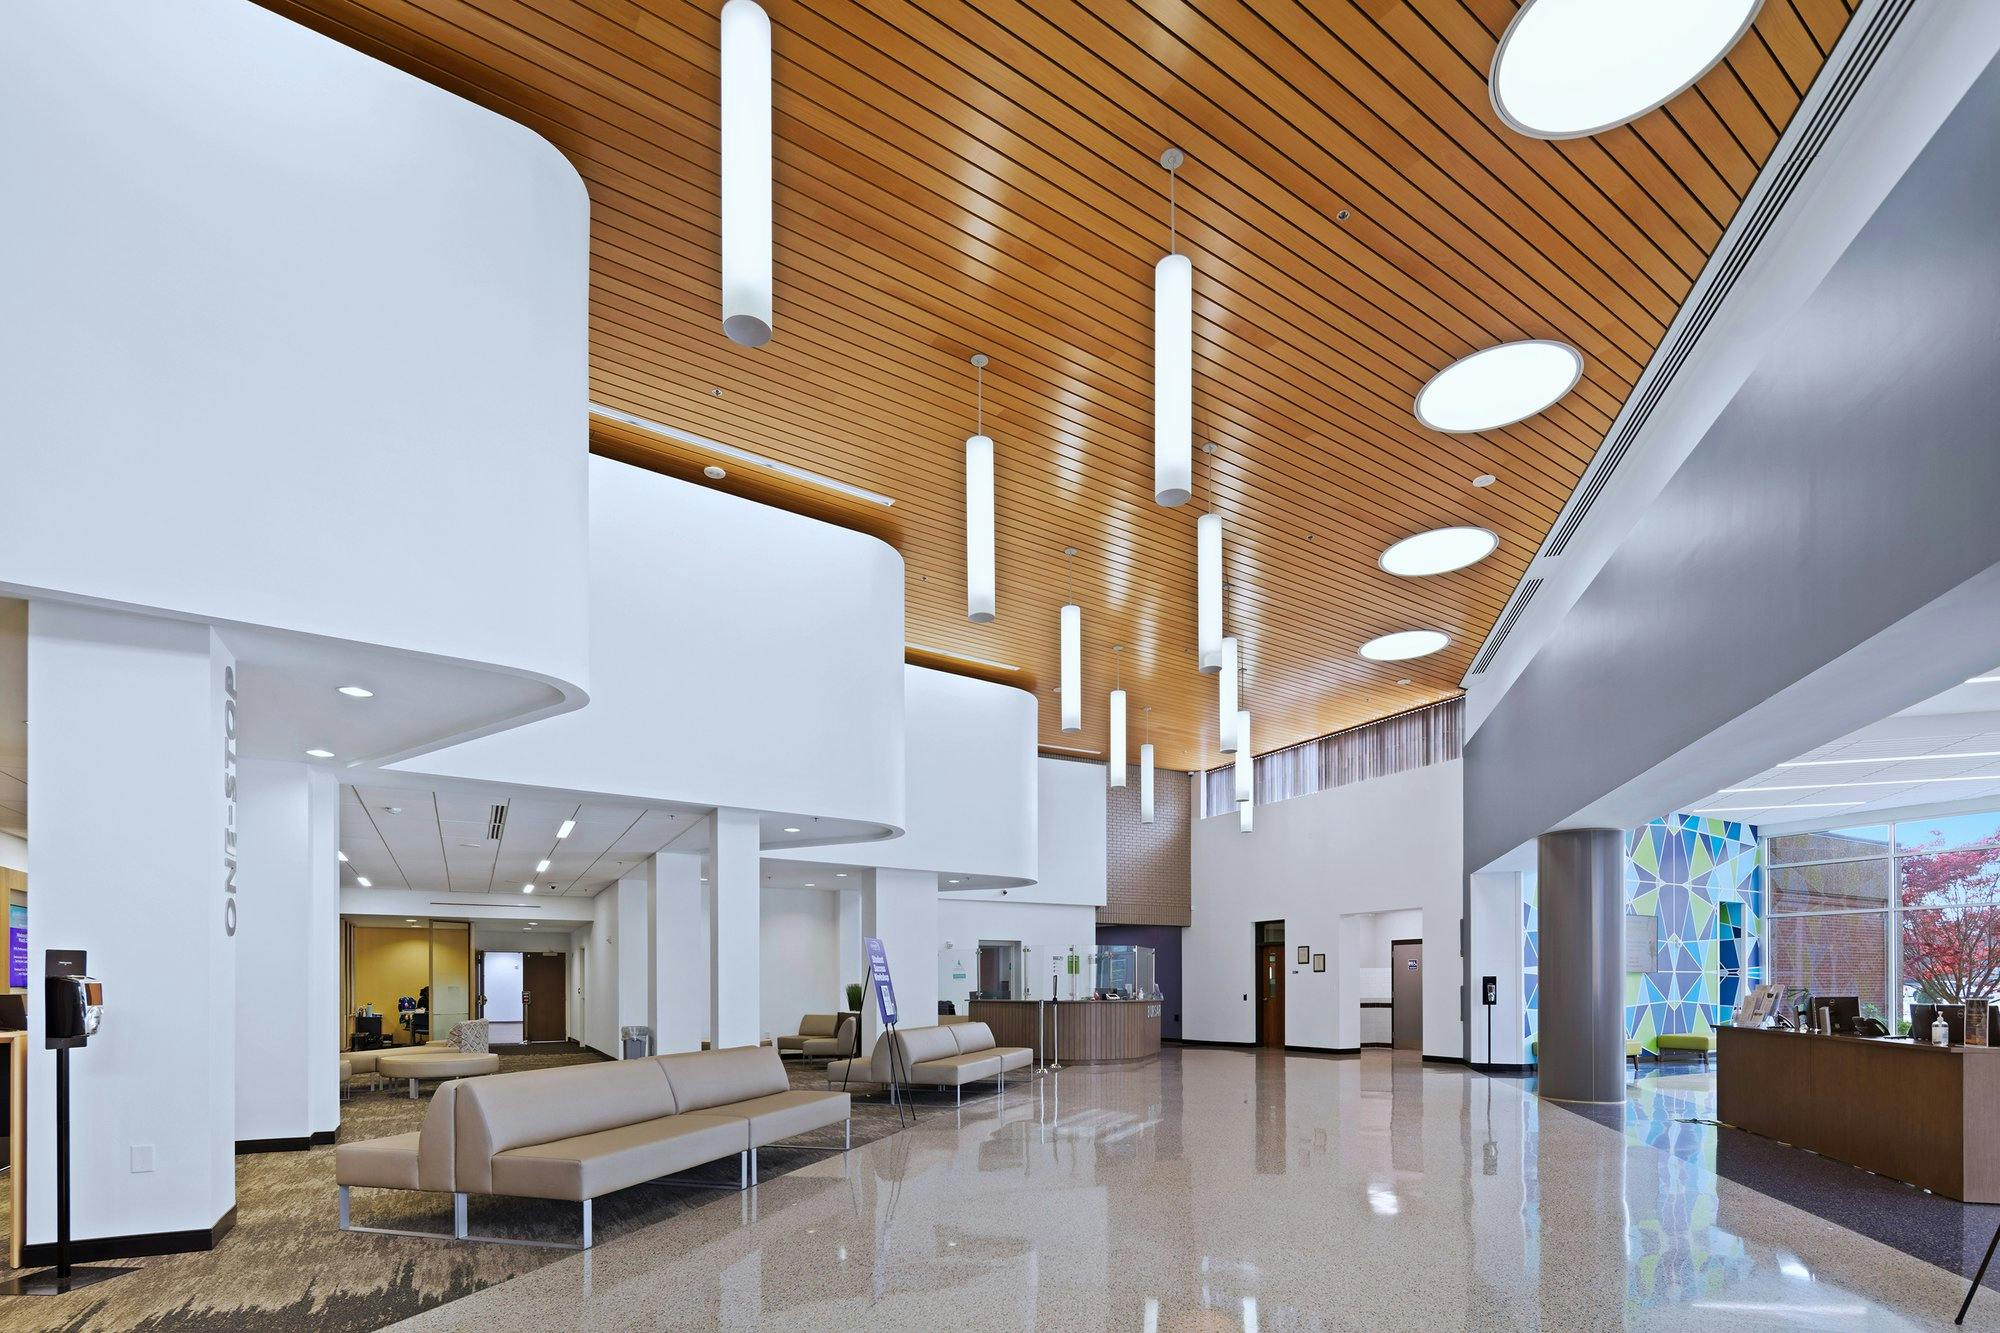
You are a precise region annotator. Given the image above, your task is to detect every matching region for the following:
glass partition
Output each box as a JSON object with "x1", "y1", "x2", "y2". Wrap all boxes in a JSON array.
[{"x1": 1094, "y1": 945, "x2": 1158, "y2": 999}]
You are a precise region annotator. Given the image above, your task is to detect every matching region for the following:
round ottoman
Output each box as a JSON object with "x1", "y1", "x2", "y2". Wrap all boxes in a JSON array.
[{"x1": 376, "y1": 1048, "x2": 500, "y2": 1099}]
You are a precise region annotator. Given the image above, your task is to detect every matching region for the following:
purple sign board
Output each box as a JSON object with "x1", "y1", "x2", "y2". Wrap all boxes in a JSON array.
[
  {"x1": 863, "y1": 936, "x2": 898, "y2": 1026},
  {"x1": 8, "y1": 904, "x2": 25, "y2": 990}
]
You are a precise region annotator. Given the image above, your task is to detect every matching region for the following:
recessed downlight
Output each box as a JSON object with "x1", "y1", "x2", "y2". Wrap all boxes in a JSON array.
[
  {"x1": 1417, "y1": 341, "x2": 1581, "y2": 433},
  {"x1": 1491, "y1": 0, "x2": 1763, "y2": 140},
  {"x1": 1380, "y1": 527, "x2": 1498, "y2": 577},
  {"x1": 783, "y1": 826, "x2": 801, "y2": 834},
  {"x1": 835, "y1": 872, "x2": 849, "y2": 878},
  {"x1": 556, "y1": 819, "x2": 576, "y2": 839},
  {"x1": 947, "y1": 878, "x2": 962, "y2": 885},
  {"x1": 305, "y1": 748, "x2": 335, "y2": 759},
  {"x1": 336, "y1": 685, "x2": 374, "y2": 698},
  {"x1": 804, "y1": 882, "x2": 816, "y2": 888},
  {"x1": 1359, "y1": 630, "x2": 1450, "y2": 662},
  {"x1": 1471, "y1": 473, "x2": 1497, "y2": 489},
  {"x1": 536, "y1": 858, "x2": 551, "y2": 873}
]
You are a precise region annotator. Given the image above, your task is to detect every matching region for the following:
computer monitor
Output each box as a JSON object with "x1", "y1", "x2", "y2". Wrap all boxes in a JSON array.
[
  {"x1": 1912, "y1": 1003, "x2": 1966, "y2": 1045},
  {"x1": 1820, "y1": 995, "x2": 1862, "y2": 1034}
]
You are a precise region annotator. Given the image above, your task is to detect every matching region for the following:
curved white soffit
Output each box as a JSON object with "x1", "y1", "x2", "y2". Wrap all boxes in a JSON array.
[
  {"x1": 786, "y1": 665, "x2": 1040, "y2": 885},
  {"x1": 0, "y1": 0, "x2": 592, "y2": 763},
  {"x1": 392, "y1": 458, "x2": 908, "y2": 842}
]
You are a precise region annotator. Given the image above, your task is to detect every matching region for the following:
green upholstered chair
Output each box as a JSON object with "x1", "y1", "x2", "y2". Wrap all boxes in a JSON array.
[{"x1": 1656, "y1": 1032, "x2": 1715, "y2": 1068}]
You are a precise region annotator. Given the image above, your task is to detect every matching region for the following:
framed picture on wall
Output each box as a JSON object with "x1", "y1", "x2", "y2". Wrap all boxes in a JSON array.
[
  {"x1": 1312, "y1": 953, "x2": 1326, "y2": 972},
  {"x1": 1297, "y1": 946, "x2": 1309, "y2": 965}
]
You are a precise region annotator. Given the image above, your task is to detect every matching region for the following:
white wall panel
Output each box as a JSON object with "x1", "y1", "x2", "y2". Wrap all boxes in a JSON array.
[
  {"x1": 759, "y1": 887, "x2": 842, "y2": 1037},
  {"x1": 0, "y1": 0, "x2": 589, "y2": 696}
]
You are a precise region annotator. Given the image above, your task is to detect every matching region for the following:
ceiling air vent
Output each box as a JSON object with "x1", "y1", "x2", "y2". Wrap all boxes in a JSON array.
[
  {"x1": 1539, "y1": 0, "x2": 1908, "y2": 560},
  {"x1": 487, "y1": 804, "x2": 508, "y2": 842},
  {"x1": 1470, "y1": 579, "x2": 1542, "y2": 676}
]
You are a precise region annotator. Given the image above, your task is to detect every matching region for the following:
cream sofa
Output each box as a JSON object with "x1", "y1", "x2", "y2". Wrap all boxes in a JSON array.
[
  {"x1": 336, "y1": 1045, "x2": 850, "y2": 1249},
  {"x1": 826, "y1": 1021, "x2": 1032, "y2": 1105},
  {"x1": 775, "y1": 1012, "x2": 859, "y2": 1060}
]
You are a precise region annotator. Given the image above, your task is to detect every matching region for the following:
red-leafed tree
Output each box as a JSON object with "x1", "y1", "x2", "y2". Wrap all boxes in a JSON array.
[{"x1": 1900, "y1": 832, "x2": 2000, "y2": 1003}]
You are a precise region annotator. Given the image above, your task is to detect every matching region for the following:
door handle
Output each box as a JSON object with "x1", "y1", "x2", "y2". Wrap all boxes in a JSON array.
[{"x1": 522, "y1": 992, "x2": 531, "y2": 1004}]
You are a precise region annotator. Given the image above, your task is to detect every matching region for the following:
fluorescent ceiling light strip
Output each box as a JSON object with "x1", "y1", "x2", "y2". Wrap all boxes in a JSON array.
[
  {"x1": 1722, "y1": 774, "x2": 2000, "y2": 793},
  {"x1": 589, "y1": 404, "x2": 894, "y2": 507},
  {"x1": 905, "y1": 644, "x2": 1018, "y2": 672},
  {"x1": 1692, "y1": 802, "x2": 1863, "y2": 813},
  {"x1": 1779, "y1": 750, "x2": 2000, "y2": 767},
  {"x1": 1969, "y1": 676, "x2": 2000, "y2": 684}
]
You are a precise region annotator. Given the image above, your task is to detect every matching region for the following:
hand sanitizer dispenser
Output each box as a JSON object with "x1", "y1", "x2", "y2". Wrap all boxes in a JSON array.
[{"x1": 1933, "y1": 1009, "x2": 1951, "y2": 1047}]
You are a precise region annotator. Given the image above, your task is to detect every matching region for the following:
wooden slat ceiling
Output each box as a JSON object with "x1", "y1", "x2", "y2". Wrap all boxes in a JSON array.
[{"x1": 263, "y1": 0, "x2": 1853, "y2": 772}]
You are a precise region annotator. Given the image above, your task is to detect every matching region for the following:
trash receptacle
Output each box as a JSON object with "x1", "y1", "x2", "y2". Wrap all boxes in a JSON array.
[{"x1": 620, "y1": 1025, "x2": 651, "y2": 1059}]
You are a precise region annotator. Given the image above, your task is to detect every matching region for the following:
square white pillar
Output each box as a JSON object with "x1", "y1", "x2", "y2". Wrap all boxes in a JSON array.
[
  {"x1": 709, "y1": 808, "x2": 761, "y2": 1050},
  {"x1": 649, "y1": 852, "x2": 709, "y2": 1054},
  {"x1": 27, "y1": 602, "x2": 237, "y2": 1245},
  {"x1": 235, "y1": 759, "x2": 339, "y2": 1143},
  {"x1": 1469, "y1": 871, "x2": 1527, "y2": 1068},
  {"x1": 861, "y1": 868, "x2": 938, "y2": 1051},
  {"x1": 837, "y1": 885, "x2": 863, "y2": 1009}
]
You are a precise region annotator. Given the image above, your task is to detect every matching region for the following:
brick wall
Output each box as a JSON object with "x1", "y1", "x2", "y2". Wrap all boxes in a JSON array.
[{"x1": 1102, "y1": 769, "x2": 1191, "y2": 926}]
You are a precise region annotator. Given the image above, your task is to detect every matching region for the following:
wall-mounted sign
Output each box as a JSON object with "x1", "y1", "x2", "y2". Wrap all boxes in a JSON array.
[{"x1": 7, "y1": 903, "x2": 25, "y2": 989}]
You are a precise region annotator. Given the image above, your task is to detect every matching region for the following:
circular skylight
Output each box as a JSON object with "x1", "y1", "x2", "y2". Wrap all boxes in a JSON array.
[
  {"x1": 1359, "y1": 630, "x2": 1450, "y2": 662},
  {"x1": 1415, "y1": 341, "x2": 1582, "y2": 433},
  {"x1": 1490, "y1": 0, "x2": 1764, "y2": 140},
  {"x1": 1381, "y1": 527, "x2": 1498, "y2": 577}
]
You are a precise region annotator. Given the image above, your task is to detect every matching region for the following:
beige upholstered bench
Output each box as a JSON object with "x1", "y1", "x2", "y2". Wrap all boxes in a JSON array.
[
  {"x1": 827, "y1": 1021, "x2": 1032, "y2": 1105},
  {"x1": 336, "y1": 1045, "x2": 849, "y2": 1249},
  {"x1": 377, "y1": 1048, "x2": 501, "y2": 1099}
]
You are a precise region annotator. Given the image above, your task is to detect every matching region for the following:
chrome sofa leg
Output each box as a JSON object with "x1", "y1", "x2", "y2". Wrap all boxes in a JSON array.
[
  {"x1": 845, "y1": 1117, "x2": 852, "y2": 1150},
  {"x1": 738, "y1": 1149, "x2": 748, "y2": 1191},
  {"x1": 339, "y1": 1185, "x2": 350, "y2": 1230},
  {"x1": 408, "y1": 1077, "x2": 419, "y2": 1100},
  {"x1": 957, "y1": 1084, "x2": 963, "y2": 1107},
  {"x1": 453, "y1": 1192, "x2": 468, "y2": 1240},
  {"x1": 581, "y1": 1199, "x2": 592, "y2": 1250},
  {"x1": 751, "y1": 1146, "x2": 758, "y2": 1182}
]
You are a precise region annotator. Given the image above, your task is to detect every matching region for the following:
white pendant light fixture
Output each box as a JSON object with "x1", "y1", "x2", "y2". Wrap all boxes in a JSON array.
[
  {"x1": 1415, "y1": 341, "x2": 1582, "y2": 433},
  {"x1": 1218, "y1": 635, "x2": 1238, "y2": 752},
  {"x1": 1380, "y1": 527, "x2": 1499, "y2": 577},
  {"x1": 965, "y1": 353, "x2": 996, "y2": 622},
  {"x1": 1239, "y1": 797, "x2": 1254, "y2": 834},
  {"x1": 1234, "y1": 707, "x2": 1252, "y2": 804},
  {"x1": 1490, "y1": 0, "x2": 1764, "y2": 140},
  {"x1": 1360, "y1": 629, "x2": 1451, "y2": 661},
  {"x1": 719, "y1": 0, "x2": 772, "y2": 347},
  {"x1": 1060, "y1": 547, "x2": 1081, "y2": 733},
  {"x1": 1139, "y1": 707, "x2": 1155, "y2": 824},
  {"x1": 1197, "y1": 444, "x2": 1222, "y2": 672},
  {"x1": 1108, "y1": 645, "x2": 1127, "y2": 788},
  {"x1": 1154, "y1": 148, "x2": 1192, "y2": 507}
]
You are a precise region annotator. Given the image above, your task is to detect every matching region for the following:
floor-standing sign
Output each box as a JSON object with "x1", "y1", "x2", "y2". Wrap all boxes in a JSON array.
[{"x1": 862, "y1": 936, "x2": 915, "y2": 1123}]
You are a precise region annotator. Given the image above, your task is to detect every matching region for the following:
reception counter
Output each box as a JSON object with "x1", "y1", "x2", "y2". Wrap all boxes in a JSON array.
[
  {"x1": 968, "y1": 998, "x2": 1162, "y2": 1064},
  {"x1": 1718, "y1": 1025, "x2": 2000, "y2": 1202}
]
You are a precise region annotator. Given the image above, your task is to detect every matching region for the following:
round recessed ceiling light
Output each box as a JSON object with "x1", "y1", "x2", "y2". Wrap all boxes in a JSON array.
[
  {"x1": 1471, "y1": 473, "x2": 1497, "y2": 489},
  {"x1": 804, "y1": 882, "x2": 815, "y2": 888},
  {"x1": 1380, "y1": 527, "x2": 1498, "y2": 578},
  {"x1": 337, "y1": 685, "x2": 374, "y2": 698},
  {"x1": 1490, "y1": 0, "x2": 1762, "y2": 140},
  {"x1": 1360, "y1": 630, "x2": 1450, "y2": 662},
  {"x1": 1416, "y1": 341, "x2": 1582, "y2": 433},
  {"x1": 305, "y1": 748, "x2": 335, "y2": 759},
  {"x1": 783, "y1": 826, "x2": 801, "y2": 834},
  {"x1": 704, "y1": 465, "x2": 727, "y2": 480}
]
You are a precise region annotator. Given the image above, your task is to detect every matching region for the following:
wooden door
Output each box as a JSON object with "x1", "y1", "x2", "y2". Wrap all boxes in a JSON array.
[
  {"x1": 1391, "y1": 941, "x2": 1423, "y2": 1051},
  {"x1": 1256, "y1": 943, "x2": 1286, "y2": 1048},
  {"x1": 522, "y1": 952, "x2": 566, "y2": 1043}
]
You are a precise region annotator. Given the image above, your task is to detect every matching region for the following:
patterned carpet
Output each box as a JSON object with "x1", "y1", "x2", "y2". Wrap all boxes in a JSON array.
[{"x1": 0, "y1": 1049, "x2": 937, "y2": 1332}]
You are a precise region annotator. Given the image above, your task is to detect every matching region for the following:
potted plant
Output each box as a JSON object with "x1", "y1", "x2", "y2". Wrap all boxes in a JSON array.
[{"x1": 845, "y1": 982, "x2": 864, "y2": 1012}]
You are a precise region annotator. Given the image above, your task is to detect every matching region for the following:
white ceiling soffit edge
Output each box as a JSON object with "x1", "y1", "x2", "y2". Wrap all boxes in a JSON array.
[
  {"x1": 1754, "y1": 789, "x2": 2000, "y2": 840},
  {"x1": 1459, "y1": 0, "x2": 2000, "y2": 738}
]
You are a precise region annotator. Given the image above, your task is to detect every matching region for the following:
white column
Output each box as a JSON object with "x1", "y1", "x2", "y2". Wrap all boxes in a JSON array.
[
  {"x1": 649, "y1": 852, "x2": 709, "y2": 1053},
  {"x1": 1469, "y1": 871, "x2": 1526, "y2": 1068},
  {"x1": 861, "y1": 868, "x2": 939, "y2": 1051},
  {"x1": 26, "y1": 602, "x2": 236, "y2": 1245},
  {"x1": 837, "y1": 885, "x2": 863, "y2": 1009},
  {"x1": 710, "y1": 808, "x2": 761, "y2": 1050},
  {"x1": 612, "y1": 874, "x2": 649, "y2": 1055},
  {"x1": 234, "y1": 759, "x2": 339, "y2": 1144},
  {"x1": 1334, "y1": 916, "x2": 1362, "y2": 1051}
]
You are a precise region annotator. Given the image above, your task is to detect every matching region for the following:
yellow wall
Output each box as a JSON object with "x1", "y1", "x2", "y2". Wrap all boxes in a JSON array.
[
  {"x1": 350, "y1": 927, "x2": 431, "y2": 1046},
  {"x1": 429, "y1": 922, "x2": 472, "y2": 1035}
]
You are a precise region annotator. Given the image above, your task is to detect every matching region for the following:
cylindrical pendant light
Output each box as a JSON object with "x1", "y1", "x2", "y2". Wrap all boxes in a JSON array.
[
  {"x1": 1154, "y1": 149, "x2": 1191, "y2": 507},
  {"x1": 719, "y1": 0, "x2": 772, "y2": 347},
  {"x1": 1139, "y1": 707, "x2": 1155, "y2": 824},
  {"x1": 1059, "y1": 547, "x2": 1081, "y2": 732},
  {"x1": 965, "y1": 354, "x2": 995, "y2": 623},
  {"x1": 1197, "y1": 510, "x2": 1222, "y2": 673},
  {"x1": 1108, "y1": 645, "x2": 1126, "y2": 788},
  {"x1": 1218, "y1": 636, "x2": 1238, "y2": 752},
  {"x1": 1239, "y1": 792, "x2": 1254, "y2": 833},
  {"x1": 1234, "y1": 709, "x2": 1252, "y2": 804}
]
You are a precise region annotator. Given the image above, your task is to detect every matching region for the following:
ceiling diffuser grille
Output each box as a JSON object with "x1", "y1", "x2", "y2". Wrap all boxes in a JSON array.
[
  {"x1": 1470, "y1": 579, "x2": 1542, "y2": 676},
  {"x1": 487, "y1": 804, "x2": 508, "y2": 841}
]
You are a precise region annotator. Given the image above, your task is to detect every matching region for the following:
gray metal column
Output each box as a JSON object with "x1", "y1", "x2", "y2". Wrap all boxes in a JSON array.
[{"x1": 1537, "y1": 828, "x2": 1628, "y2": 1104}]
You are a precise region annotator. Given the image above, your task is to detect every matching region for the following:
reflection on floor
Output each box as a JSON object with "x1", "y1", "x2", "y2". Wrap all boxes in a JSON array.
[{"x1": 389, "y1": 1048, "x2": 2000, "y2": 1331}]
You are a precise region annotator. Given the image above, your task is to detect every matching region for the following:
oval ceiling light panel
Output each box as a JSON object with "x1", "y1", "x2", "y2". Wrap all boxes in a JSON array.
[
  {"x1": 1490, "y1": 0, "x2": 1763, "y2": 140},
  {"x1": 1360, "y1": 630, "x2": 1450, "y2": 662},
  {"x1": 1415, "y1": 341, "x2": 1582, "y2": 433},
  {"x1": 1381, "y1": 527, "x2": 1498, "y2": 577}
]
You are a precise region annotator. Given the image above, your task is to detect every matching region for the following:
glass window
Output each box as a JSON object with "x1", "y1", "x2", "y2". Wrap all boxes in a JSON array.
[
  {"x1": 1899, "y1": 845, "x2": 2000, "y2": 910},
  {"x1": 1901, "y1": 906, "x2": 2000, "y2": 1008},
  {"x1": 1765, "y1": 826, "x2": 1891, "y2": 865},
  {"x1": 1766, "y1": 910, "x2": 1891, "y2": 1021},
  {"x1": 1897, "y1": 811, "x2": 2000, "y2": 856},
  {"x1": 1769, "y1": 859, "x2": 1891, "y2": 914}
]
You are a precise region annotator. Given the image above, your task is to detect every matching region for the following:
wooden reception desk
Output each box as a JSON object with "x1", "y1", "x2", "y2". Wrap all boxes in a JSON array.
[
  {"x1": 967, "y1": 999, "x2": 1161, "y2": 1064},
  {"x1": 1718, "y1": 1026, "x2": 2000, "y2": 1202}
]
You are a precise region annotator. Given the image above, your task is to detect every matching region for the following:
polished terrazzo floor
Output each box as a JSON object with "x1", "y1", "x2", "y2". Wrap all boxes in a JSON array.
[{"x1": 379, "y1": 1047, "x2": 2000, "y2": 1331}]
